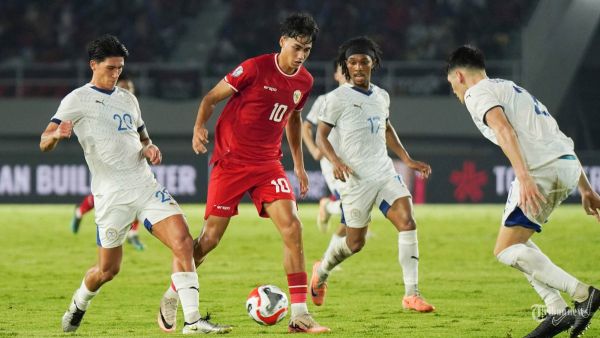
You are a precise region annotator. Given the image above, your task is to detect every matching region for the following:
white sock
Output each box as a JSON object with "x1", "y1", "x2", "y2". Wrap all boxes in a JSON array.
[
  {"x1": 319, "y1": 237, "x2": 353, "y2": 284},
  {"x1": 325, "y1": 200, "x2": 341, "y2": 215},
  {"x1": 172, "y1": 272, "x2": 201, "y2": 324},
  {"x1": 164, "y1": 283, "x2": 179, "y2": 299},
  {"x1": 497, "y1": 243, "x2": 582, "y2": 299},
  {"x1": 74, "y1": 278, "x2": 98, "y2": 311},
  {"x1": 398, "y1": 230, "x2": 419, "y2": 296},
  {"x1": 323, "y1": 234, "x2": 345, "y2": 262},
  {"x1": 523, "y1": 241, "x2": 567, "y2": 314},
  {"x1": 291, "y1": 303, "x2": 309, "y2": 317}
]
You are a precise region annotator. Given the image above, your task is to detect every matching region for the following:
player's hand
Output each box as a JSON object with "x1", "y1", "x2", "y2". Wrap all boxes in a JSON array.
[
  {"x1": 518, "y1": 174, "x2": 546, "y2": 217},
  {"x1": 54, "y1": 120, "x2": 73, "y2": 140},
  {"x1": 407, "y1": 159, "x2": 432, "y2": 179},
  {"x1": 581, "y1": 190, "x2": 600, "y2": 222},
  {"x1": 295, "y1": 167, "x2": 309, "y2": 198},
  {"x1": 192, "y1": 126, "x2": 209, "y2": 154},
  {"x1": 143, "y1": 144, "x2": 162, "y2": 165},
  {"x1": 332, "y1": 159, "x2": 353, "y2": 182}
]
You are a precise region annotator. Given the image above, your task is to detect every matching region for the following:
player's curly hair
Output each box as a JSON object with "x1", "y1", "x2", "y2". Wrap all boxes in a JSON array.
[
  {"x1": 446, "y1": 45, "x2": 486, "y2": 73},
  {"x1": 336, "y1": 36, "x2": 382, "y2": 81},
  {"x1": 280, "y1": 13, "x2": 319, "y2": 43},
  {"x1": 87, "y1": 34, "x2": 129, "y2": 62}
]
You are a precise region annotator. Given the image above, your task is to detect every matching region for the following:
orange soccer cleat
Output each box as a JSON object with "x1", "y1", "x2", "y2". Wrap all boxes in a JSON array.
[
  {"x1": 402, "y1": 295, "x2": 435, "y2": 313},
  {"x1": 310, "y1": 261, "x2": 327, "y2": 306}
]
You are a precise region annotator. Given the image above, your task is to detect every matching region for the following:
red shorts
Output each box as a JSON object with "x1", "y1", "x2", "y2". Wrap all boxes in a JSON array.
[{"x1": 205, "y1": 160, "x2": 296, "y2": 219}]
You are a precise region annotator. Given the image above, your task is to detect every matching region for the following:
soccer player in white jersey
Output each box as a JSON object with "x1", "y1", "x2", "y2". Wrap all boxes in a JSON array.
[
  {"x1": 39, "y1": 35, "x2": 231, "y2": 334},
  {"x1": 446, "y1": 45, "x2": 600, "y2": 338},
  {"x1": 310, "y1": 36, "x2": 435, "y2": 313}
]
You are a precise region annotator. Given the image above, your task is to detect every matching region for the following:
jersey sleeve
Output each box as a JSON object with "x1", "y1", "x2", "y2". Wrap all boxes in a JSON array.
[
  {"x1": 295, "y1": 89, "x2": 311, "y2": 112},
  {"x1": 130, "y1": 94, "x2": 146, "y2": 132},
  {"x1": 223, "y1": 58, "x2": 258, "y2": 93},
  {"x1": 305, "y1": 95, "x2": 325, "y2": 125},
  {"x1": 51, "y1": 92, "x2": 83, "y2": 124},
  {"x1": 465, "y1": 83, "x2": 502, "y2": 125},
  {"x1": 318, "y1": 92, "x2": 344, "y2": 126},
  {"x1": 382, "y1": 89, "x2": 391, "y2": 119}
]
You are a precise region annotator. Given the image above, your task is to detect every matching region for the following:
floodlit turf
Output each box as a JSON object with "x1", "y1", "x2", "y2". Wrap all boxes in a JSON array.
[{"x1": 0, "y1": 203, "x2": 599, "y2": 337}]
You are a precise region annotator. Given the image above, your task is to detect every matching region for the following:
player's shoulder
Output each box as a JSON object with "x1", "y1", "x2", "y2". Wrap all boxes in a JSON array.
[
  {"x1": 370, "y1": 83, "x2": 389, "y2": 98},
  {"x1": 61, "y1": 84, "x2": 92, "y2": 104}
]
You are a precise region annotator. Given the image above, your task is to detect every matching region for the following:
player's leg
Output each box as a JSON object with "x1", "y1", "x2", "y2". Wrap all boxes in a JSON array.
[
  {"x1": 71, "y1": 194, "x2": 94, "y2": 233},
  {"x1": 322, "y1": 221, "x2": 346, "y2": 271},
  {"x1": 126, "y1": 220, "x2": 145, "y2": 250},
  {"x1": 193, "y1": 215, "x2": 231, "y2": 266}
]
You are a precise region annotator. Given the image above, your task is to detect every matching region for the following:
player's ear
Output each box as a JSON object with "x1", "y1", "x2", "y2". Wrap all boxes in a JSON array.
[
  {"x1": 279, "y1": 36, "x2": 286, "y2": 48},
  {"x1": 89, "y1": 60, "x2": 96, "y2": 72}
]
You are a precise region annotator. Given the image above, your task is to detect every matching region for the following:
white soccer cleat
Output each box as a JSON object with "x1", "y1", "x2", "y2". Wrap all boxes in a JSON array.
[
  {"x1": 157, "y1": 295, "x2": 179, "y2": 333},
  {"x1": 62, "y1": 296, "x2": 86, "y2": 332},
  {"x1": 182, "y1": 318, "x2": 232, "y2": 334}
]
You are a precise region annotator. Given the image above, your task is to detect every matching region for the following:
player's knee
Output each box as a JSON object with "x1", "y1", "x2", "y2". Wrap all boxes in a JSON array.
[
  {"x1": 199, "y1": 231, "x2": 221, "y2": 251},
  {"x1": 396, "y1": 216, "x2": 416, "y2": 231},
  {"x1": 171, "y1": 234, "x2": 194, "y2": 258},
  {"x1": 100, "y1": 265, "x2": 120, "y2": 282},
  {"x1": 346, "y1": 237, "x2": 365, "y2": 253},
  {"x1": 280, "y1": 218, "x2": 303, "y2": 241}
]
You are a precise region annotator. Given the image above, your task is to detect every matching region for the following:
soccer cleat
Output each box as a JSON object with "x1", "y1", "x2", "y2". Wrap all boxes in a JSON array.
[
  {"x1": 288, "y1": 313, "x2": 330, "y2": 333},
  {"x1": 62, "y1": 298, "x2": 86, "y2": 332},
  {"x1": 182, "y1": 317, "x2": 232, "y2": 334},
  {"x1": 316, "y1": 198, "x2": 331, "y2": 233},
  {"x1": 402, "y1": 295, "x2": 435, "y2": 313},
  {"x1": 571, "y1": 286, "x2": 600, "y2": 338},
  {"x1": 524, "y1": 308, "x2": 575, "y2": 338},
  {"x1": 71, "y1": 208, "x2": 82, "y2": 234},
  {"x1": 127, "y1": 233, "x2": 145, "y2": 251},
  {"x1": 310, "y1": 261, "x2": 327, "y2": 306},
  {"x1": 158, "y1": 295, "x2": 179, "y2": 333}
]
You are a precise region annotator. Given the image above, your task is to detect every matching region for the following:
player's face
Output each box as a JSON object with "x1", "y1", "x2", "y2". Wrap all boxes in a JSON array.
[
  {"x1": 116, "y1": 79, "x2": 135, "y2": 95},
  {"x1": 447, "y1": 71, "x2": 466, "y2": 104},
  {"x1": 278, "y1": 36, "x2": 312, "y2": 74},
  {"x1": 90, "y1": 57, "x2": 124, "y2": 90},
  {"x1": 346, "y1": 54, "x2": 373, "y2": 89}
]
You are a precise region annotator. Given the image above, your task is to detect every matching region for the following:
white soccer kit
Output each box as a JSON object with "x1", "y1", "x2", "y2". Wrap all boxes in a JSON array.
[
  {"x1": 318, "y1": 83, "x2": 410, "y2": 228},
  {"x1": 464, "y1": 78, "x2": 580, "y2": 229},
  {"x1": 52, "y1": 84, "x2": 182, "y2": 247}
]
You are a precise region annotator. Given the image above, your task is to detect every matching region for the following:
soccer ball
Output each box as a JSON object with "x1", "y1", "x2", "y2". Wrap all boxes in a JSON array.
[{"x1": 246, "y1": 285, "x2": 288, "y2": 326}]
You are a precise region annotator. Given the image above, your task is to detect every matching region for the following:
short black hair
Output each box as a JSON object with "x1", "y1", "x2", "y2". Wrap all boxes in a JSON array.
[
  {"x1": 336, "y1": 36, "x2": 383, "y2": 81},
  {"x1": 280, "y1": 13, "x2": 319, "y2": 43},
  {"x1": 446, "y1": 45, "x2": 485, "y2": 73},
  {"x1": 87, "y1": 34, "x2": 129, "y2": 62},
  {"x1": 332, "y1": 59, "x2": 339, "y2": 73}
]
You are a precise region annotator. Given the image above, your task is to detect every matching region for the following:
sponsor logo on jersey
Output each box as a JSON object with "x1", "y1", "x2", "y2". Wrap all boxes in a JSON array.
[
  {"x1": 264, "y1": 85, "x2": 277, "y2": 92},
  {"x1": 232, "y1": 66, "x2": 243, "y2": 78},
  {"x1": 215, "y1": 205, "x2": 231, "y2": 210},
  {"x1": 293, "y1": 90, "x2": 302, "y2": 104}
]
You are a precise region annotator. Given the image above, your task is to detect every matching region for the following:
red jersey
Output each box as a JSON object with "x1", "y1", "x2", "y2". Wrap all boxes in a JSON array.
[{"x1": 211, "y1": 53, "x2": 313, "y2": 164}]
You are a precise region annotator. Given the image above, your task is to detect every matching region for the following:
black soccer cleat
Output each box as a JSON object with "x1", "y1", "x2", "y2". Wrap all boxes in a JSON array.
[
  {"x1": 571, "y1": 286, "x2": 600, "y2": 337},
  {"x1": 524, "y1": 308, "x2": 575, "y2": 338}
]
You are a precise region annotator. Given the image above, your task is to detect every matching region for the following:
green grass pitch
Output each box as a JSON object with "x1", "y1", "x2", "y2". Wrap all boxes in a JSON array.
[{"x1": 0, "y1": 204, "x2": 598, "y2": 337}]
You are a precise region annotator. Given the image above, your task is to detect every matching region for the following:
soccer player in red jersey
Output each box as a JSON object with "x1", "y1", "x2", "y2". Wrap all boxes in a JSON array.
[{"x1": 157, "y1": 13, "x2": 329, "y2": 334}]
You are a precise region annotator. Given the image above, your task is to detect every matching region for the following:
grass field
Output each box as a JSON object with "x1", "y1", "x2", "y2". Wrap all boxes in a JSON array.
[{"x1": 0, "y1": 203, "x2": 599, "y2": 337}]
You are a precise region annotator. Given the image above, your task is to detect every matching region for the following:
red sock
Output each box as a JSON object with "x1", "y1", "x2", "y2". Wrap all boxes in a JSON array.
[
  {"x1": 171, "y1": 280, "x2": 177, "y2": 292},
  {"x1": 130, "y1": 220, "x2": 139, "y2": 231},
  {"x1": 78, "y1": 194, "x2": 95, "y2": 216},
  {"x1": 287, "y1": 272, "x2": 307, "y2": 304}
]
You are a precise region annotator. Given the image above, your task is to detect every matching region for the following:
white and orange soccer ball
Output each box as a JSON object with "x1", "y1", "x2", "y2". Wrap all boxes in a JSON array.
[{"x1": 246, "y1": 285, "x2": 288, "y2": 326}]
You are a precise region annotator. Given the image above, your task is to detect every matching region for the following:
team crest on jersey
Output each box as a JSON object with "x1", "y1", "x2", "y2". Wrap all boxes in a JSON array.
[
  {"x1": 232, "y1": 66, "x2": 243, "y2": 78},
  {"x1": 293, "y1": 90, "x2": 302, "y2": 104}
]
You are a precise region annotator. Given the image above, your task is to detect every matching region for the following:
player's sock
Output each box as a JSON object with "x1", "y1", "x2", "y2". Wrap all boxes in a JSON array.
[
  {"x1": 287, "y1": 272, "x2": 308, "y2": 317},
  {"x1": 323, "y1": 234, "x2": 345, "y2": 262},
  {"x1": 78, "y1": 195, "x2": 94, "y2": 216},
  {"x1": 130, "y1": 221, "x2": 139, "y2": 231},
  {"x1": 165, "y1": 280, "x2": 179, "y2": 299},
  {"x1": 497, "y1": 243, "x2": 583, "y2": 299},
  {"x1": 74, "y1": 279, "x2": 98, "y2": 311},
  {"x1": 398, "y1": 230, "x2": 419, "y2": 296},
  {"x1": 325, "y1": 200, "x2": 341, "y2": 215},
  {"x1": 523, "y1": 240, "x2": 568, "y2": 314},
  {"x1": 171, "y1": 272, "x2": 201, "y2": 324},
  {"x1": 319, "y1": 237, "x2": 353, "y2": 283}
]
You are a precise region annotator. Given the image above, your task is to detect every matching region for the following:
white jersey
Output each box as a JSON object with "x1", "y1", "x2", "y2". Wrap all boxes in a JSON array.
[
  {"x1": 318, "y1": 83, "x2": 396, "y2": 182},
  {"x1": 465, "y1": 78, "x2": 575, "y2": 169},
  {"x1": 51, "y1": 83, "x2": 156, "y2": 195}
]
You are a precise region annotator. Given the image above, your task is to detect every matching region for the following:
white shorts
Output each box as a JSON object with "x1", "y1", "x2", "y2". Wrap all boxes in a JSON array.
[
  {"x1": 339, "y1": 174, "x2": 411, "y2": 228},
  {"x1": 502, "y1": 157, "x2": 580, "y2": 232},
  {"x1": 320, "y1": 158, "x2": 339, "y2": 196},
  {"x1": 95, "y1": 181, "x2": 183, "y2": 248}
]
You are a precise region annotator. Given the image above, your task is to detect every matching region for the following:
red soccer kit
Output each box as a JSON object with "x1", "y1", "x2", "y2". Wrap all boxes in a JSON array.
[{"x1": 205, "y1": 53, "x2": 313, "y2": 219}]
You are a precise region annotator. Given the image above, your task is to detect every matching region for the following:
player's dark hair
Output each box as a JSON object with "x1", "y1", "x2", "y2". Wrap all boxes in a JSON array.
[
  {"x1": 280, "y1": 13, "x2": 319, "y2": 43},
  {"x1": 336, "y1": 36, "x2": 382, "y2": 81},
  {"x1": 87, "y1": 34, "x2": 129, "y2": 62},
  {"x1": 446, "y1": 45, "x2": 486, "y2": 73},
  {"x1": 332, "y1": 59, "x2": 339, "y2": 73}
]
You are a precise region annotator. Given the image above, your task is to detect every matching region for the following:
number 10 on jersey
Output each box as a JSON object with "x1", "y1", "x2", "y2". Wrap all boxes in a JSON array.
[{"x1": 269, "y1": 103, "x2": 288, "y2": 122}]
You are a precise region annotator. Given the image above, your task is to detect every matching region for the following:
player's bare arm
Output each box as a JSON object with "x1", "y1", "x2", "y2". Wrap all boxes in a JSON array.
[
  {"x1": 139, "y1": 128, "x2": 162, "y2": 165},
  {"x1": 577, "y1": 163, "x2": 600, "y2": 221},
  {"x1": 40, "y1": 120, "x2": 73, "y2": 152},
  {"x1": 301, "y1": 120, "x2": 322, "y2": 160},
  {"x1": 316, "y1": 121, "x2": 353, "y2": 182},
  {"x1": 385, "y1": 120, "x2": 431, "y2": 179},
  {"x1": 286, "y1": 109, "x2": 309, "y2": 197},
  {"x1": 485, "y1": 106, "x2": 546, "y2": 215},
  {"x1": 192, "y1": 80, "x2": 235, "y2": 154}
]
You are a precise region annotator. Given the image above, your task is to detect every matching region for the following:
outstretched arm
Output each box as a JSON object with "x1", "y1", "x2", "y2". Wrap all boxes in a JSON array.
[
  {"x1": 316, "y1": 121, "x2": 353, "y2": 182},
  {"x1": 40, "y1": 120, "x2": 73, "y2": 152},
  {"x1": 578, "y1": 164, "x2": 600, "y2": 222},
  {"x1": 385, "y1": 120, "x2": 431, "y2": 179},
  {"x1": 485, "y1": 106, "x2": 546, "y2": 215},
  {"x1": 192, "y1": 80, "x2": 235, "y2": 154},
  {"x1": 286, "y1": 110, "x2": 308, "y2": 198}
]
